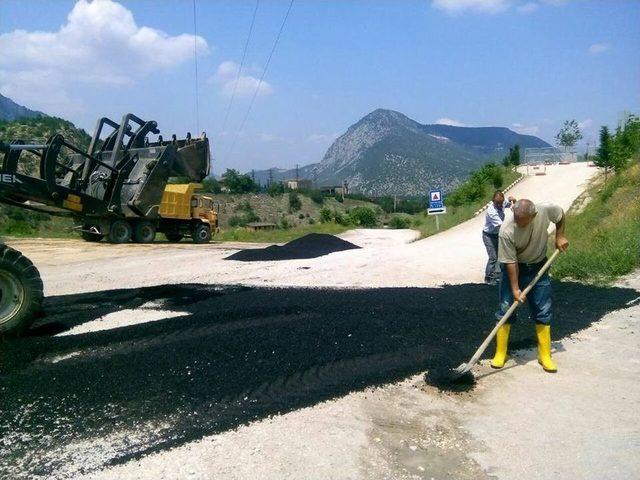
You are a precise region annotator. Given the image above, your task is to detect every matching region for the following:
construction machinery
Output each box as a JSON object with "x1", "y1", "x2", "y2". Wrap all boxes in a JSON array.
[
  {"x1": 0, "y1": 241, "x2": 43, "y2": 337},
  {"x1": 0, "y1": 113, "x2": 217, "y2": 244}
]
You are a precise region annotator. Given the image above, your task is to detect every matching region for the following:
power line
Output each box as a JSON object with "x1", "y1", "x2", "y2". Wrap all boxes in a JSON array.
[
  {"x1": 192, "y1": 0, "x2": 200, "y2": 135},
  {"x1": 220, "y1": 0, "x2": 260, "y2": 134},
  {"x1": 227, "y1": 0, "x2": 294, "y2": 158}
]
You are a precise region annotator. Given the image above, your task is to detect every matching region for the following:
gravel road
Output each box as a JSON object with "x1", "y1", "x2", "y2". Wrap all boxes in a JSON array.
[{"x1": 2, "y1": 163, "x2": 639, "y2": 479}]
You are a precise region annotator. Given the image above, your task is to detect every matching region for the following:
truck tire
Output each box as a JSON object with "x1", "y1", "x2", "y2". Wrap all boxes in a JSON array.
[
  {"x1": 192, "y1": 223, "x2": 212, "y2": 244},
  {"x1": 133, "y1": 221, "x2": 156, "y2": 243},
  {"x1": 165, "y1": 233, "x2": 183, "y2": 243},
  {"x1": 108, "y1": 220, "x2": 132, "y2": 244},
  {"x1": 0, "y1": 244, "x2": 43, "y2": 337},
  {"x1": 81, "y1": 225, "x2": 104, "y2": 242}
]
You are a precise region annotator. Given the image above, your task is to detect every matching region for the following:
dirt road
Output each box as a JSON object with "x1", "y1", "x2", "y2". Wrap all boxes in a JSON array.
[{"x1": 2, "y1": 163, "x2": 639, "y2": 479}]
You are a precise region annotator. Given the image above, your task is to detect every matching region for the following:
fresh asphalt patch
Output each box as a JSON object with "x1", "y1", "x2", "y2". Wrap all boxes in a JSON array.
[
  {"x1": 224, "y1": 233, "x2": 360, "y2": 261},
  {"x1": 0, "y1": 282, "x2": 635, "y2": 478}
]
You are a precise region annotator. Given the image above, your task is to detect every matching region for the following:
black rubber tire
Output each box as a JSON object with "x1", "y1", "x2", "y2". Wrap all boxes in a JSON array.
[
  {"x1": 133, "y1": 221, "x2": 156, "y2": 243},
  {"x1": 81, "y1": 225, "x2": 104, "y2": 242},
  {"x1": 108, "y1": 220, "x2": 132, "y2": 244},
  {"x1": 192, "y1": 223, "x2": 212, "y2": 244},
  {"x1": 165, "y1": 233, "x2": 183, "y2": 243},
  {"x1": 0, "y1": 244, "x2": 43, "y2": 337}
]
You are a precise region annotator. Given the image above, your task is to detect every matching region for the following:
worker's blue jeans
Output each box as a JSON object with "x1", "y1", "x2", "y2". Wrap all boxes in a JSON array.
[{"x1": 495, "y1": 260, "x2": 553, "y2": 325}]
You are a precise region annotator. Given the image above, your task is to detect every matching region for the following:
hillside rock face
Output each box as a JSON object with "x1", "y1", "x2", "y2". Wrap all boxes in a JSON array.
[
  {"x1": 252, "y1": 109, "x2": 550, "y2": 196},
  {"x1": 0, "y1": 94, "x2": 46, "y2": 122}
]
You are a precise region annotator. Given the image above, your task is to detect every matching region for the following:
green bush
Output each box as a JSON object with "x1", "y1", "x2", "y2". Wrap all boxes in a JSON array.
[
  {"x1": 279, "y1": 217, "x2": 292, "y2": 229},
  {"x1": 267, "y1": 182, "x2": 286, "y2": 197},
  {"x1": 349, "y1": 206, "x2": 377, "y2": 227},
  {"x1": 289, "y1": 192, "x2": 302, "y2": 212},
  {"x1": 319, "y1": 207, "x2": 333, "y2": 223},
  {"x1": 389, "y1": 214, "x2": 412, "y2": 229},
  {"x1": 334, "y1": 210, "x2": 351, "y2": 225},
  {"x1": 308, "y1": 190, "x2": 324, "y2": 204}
]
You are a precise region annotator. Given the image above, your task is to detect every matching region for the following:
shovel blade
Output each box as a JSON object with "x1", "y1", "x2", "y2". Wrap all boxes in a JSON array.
[{"x1": 453, "y1": 363, "x2": 469, "y2": 376}]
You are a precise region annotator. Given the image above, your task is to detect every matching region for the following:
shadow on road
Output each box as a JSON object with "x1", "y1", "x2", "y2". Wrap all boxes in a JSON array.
[{"x1": 0, "y1": 282, "x2": 636, "y2": 476}]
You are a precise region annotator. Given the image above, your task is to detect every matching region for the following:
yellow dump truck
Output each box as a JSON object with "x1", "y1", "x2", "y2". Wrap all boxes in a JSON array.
[{"x1": 157, "y1": 183, "x2": 218, "y2": 243}]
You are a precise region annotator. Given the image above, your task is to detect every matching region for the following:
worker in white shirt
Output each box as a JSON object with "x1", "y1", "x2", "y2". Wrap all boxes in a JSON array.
[{"x1": 482, "y1": 190, "x2": 516, "y2": 285}]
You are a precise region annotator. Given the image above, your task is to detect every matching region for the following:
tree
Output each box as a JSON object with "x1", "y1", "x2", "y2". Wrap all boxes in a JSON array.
[
  {"x1": 555, "y1": 120, "x2": 583, "y2": 152},
  {"x1": 201, "y1": 177, "x2": 222, "y2": 194},
  {"x1": 502, "y1": 144, "x2": 520, "y2": 167},
  {"x1": 595, "y1": 126, "x2": 613, "y2": 180},
  {"x1": 221, "y1": 169, "x2": 259, "y2": 194}
]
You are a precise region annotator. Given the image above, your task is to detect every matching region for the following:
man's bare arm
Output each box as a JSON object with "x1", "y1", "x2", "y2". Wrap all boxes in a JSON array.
[
  {"x1": 505, "y1": 262, "x2": 526, "y2": 303},
  {"x1": 555, "y1": 213, "x2": 569, "y2": 251}
]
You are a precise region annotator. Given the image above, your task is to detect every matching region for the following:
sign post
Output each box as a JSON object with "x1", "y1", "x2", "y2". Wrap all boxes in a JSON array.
[{"x1": 427, "y1": 189, "x2": 446, "y2": 231}]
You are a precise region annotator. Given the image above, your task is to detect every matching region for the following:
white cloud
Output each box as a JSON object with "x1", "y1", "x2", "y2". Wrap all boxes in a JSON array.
[
  {"x1": 211, "y1": 60, "x2": 273, "y2": 98},
  {"x1": 432, "y1": 0, "x2": 569, "y2": 15},
  {"x1": 511, "y1": 122, "x2": 539, "y2": 135},
  {"x1": 588, "y1": 43, "x2": 611, "y2": 54},
  {"x1": 578, "y1": 119, "x2": 592, "y2": 130},
  {"x1": 432, "y1": 0, "x2": 510, "y2": 14},
  {"x1": 0, "y1": 0, "x2": 209, "y2": 115},
  {"x1": 435, "y1": 117, "x2": 468, "y2": 127},
  {"x1": 517, "y1": 2, "x2": 539, "y2": 14}
]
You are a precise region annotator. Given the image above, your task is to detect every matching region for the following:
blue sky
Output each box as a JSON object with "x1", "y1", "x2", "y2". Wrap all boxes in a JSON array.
[{"x1": 0, "y1": 0, "x2": 638, "y2": 174}]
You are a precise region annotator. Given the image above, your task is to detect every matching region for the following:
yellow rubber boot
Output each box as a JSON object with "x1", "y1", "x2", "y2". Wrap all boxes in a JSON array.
[
  {"x1": 490, "y1": 324, "x2": 511, "y2": 368},
  {"x1": 535, "y1": 324, "x2": 557, "y2": 372}
]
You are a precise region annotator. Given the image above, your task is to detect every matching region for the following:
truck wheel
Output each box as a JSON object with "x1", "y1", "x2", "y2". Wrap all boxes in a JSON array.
[
  {"x1": 192, "y1": 223, "x2": 212, "y2": 244},
  {"x1": 165, "y1": 233, "x2": 183, "y2": 243},
  {"x1": 133, "y1": 221, "x2": 156, "y2": 243},
  {"x1": 81, "y1": 225, "x2": 104, "y2": 242},
  {"x1": 0, "y1": 245, "x2": 43, "y2": 337},
  {"x1": 108, "y1": 220, "x2": 132, "y2": 244}
]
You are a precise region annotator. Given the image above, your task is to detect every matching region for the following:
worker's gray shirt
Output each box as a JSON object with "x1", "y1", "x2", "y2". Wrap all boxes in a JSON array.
[{"x1": 498, "y1": 203, "x2": 564, "y2": 264}]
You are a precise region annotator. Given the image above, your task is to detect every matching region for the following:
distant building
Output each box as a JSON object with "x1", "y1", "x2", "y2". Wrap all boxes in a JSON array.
[
  {"x1": 320, "y1": 184, "x2": 348, "y2": 196},
  {"x1": 286, "y1": 179, "x2": 312, "y2": 190}
]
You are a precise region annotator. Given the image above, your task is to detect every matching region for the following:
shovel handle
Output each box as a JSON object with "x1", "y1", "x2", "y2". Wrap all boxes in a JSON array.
[{"x1": 461, "y1": 249, "x2": 561, "y2": 372}]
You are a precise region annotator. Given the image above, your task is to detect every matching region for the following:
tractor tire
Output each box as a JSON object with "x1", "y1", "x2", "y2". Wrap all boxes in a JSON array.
[
  {"x1": 165, "y1": 233, "x2": 183, "y2": 243},
  {"x1": 81, "y1": 225, "x2": 104, "y2": 242},
  {"x1": 192, "y1": 223, "x2": 212, "y2": 244},
  {"x1": 0, "y1": 244, "x2": 43, "y2": 337},
  {"x1": 133, "y1": 221, "x2": 156, "y2": 243},
  {"x1": 108, "y1": 220, "x2": 132, "y2": 244}
]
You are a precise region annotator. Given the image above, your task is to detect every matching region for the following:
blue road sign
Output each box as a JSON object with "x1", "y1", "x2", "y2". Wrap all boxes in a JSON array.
[
  {"x1": 428, "y1": 190, "x2": 444, "y2": 209},
  {"x1": 427, "y1": 189, "x2": 446, "y2": 215}
]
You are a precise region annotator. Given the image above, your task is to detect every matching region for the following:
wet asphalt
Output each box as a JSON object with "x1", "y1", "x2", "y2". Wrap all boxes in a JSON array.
[{"x1": 0, "y1": 281, "x2": 636, "y2": 478}]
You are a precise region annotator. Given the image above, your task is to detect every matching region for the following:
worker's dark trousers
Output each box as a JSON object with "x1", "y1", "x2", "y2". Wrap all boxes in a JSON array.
[
  {"x1": 482, "y1": 231, "x2": 500, "y2": 283},
  {"x1": 495, "y1": 259, "x2": 553, "y2": 324}
]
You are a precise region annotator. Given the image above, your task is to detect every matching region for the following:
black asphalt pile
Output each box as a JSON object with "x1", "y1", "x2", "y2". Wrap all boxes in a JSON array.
[
  {"x1": 0, "y1": 282, "x2": 635, "y2": 478},
  {"x1": 225, "y1": 233, "x2": 360, "y2": 261}
]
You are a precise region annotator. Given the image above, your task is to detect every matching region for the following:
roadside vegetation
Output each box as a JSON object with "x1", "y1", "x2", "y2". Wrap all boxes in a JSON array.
[{"x1": 553, "y1": 116, "x2": 640, "y2": 283}]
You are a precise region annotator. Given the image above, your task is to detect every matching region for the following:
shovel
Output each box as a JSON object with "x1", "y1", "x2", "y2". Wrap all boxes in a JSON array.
[{"x1": 450, "y1": 249, "x2": 561, "y2": 380}]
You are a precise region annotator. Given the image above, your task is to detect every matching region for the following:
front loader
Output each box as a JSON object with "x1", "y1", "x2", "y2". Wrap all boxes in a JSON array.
[{"x1": 0, "y1": 113, "x2": 216, "y2": 243}]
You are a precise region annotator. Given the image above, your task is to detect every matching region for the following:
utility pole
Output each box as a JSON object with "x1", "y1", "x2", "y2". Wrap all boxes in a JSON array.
[
  {"x1": 295, "y1": 163, "x2": 299, "y2": 181},
  {"x1": 393, "y1": 195, "x2": 397, "y2": 213},
  {"x1": 268, "y1": 168, "x2": 273, "y2": 187},
  {"x1": 251, "y1": 169, "x2": 255, "y2": 182}
]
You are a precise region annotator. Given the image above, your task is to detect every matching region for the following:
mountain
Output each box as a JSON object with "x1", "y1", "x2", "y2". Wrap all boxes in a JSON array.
[
  {"x1": 250, "y1": 109, "x2": 550, "y2": 196},
  {"x1": 0, "y1": 94, "x2": 46, "y2": 121}
]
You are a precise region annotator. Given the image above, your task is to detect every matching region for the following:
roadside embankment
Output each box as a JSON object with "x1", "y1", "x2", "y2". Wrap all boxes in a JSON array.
[{"x1": 553, "y1": 161, "x2": 640, "y2": 283}]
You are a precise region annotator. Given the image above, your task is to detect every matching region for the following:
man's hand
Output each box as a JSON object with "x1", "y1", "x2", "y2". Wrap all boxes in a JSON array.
[
  {"x1": 555, "y1": 235, "x2": 569, "y2": 252},
  {"x1": 508, "y1": 195, "x2": 516, "y2": 204},
  {"x1": 512, "y1": 289, "x2": 527, "y2": 304}
]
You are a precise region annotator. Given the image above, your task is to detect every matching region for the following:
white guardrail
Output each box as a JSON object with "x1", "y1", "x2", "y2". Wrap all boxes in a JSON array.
[{"x1": 473, "y1": 172, "x2": 525, "y2": 217}]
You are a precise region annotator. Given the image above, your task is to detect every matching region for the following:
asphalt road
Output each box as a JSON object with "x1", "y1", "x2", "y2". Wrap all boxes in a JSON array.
[{"x1": 1, "y1": 281, "x2": 635, "y2": 478}]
